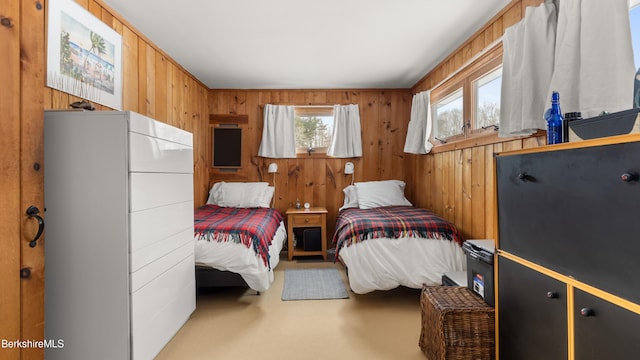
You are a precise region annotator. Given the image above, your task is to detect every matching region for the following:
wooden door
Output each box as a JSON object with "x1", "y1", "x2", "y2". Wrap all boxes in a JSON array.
[{"x1": 0, "y1": 1, "x2": 45, "y2": 359}]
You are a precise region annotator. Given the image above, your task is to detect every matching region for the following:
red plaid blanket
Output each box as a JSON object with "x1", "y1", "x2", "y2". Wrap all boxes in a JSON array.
[
  {"x1": 332, "y1": 206, "x2": 463, "y2": 257},
  {"x1": 194, "y1": 205, "x2": 283, "y2": 268}
]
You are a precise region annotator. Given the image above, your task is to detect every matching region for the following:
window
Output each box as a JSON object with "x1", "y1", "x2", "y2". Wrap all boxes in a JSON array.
[
  {"x1": 474, "y1": 67, "x2": 502, "y2": 130},
  {"x1": 430, "y1": 45, "x2": 503, "y2": 145},
  {"x1": 433, "y1": 88, "x2": 464, "y2": 140},
  {"x1": 294, "y1": 107, "x2": 333, "y2": 154},
  {"x1": 630, "y1": 1, "x2": 640, "y2": 107}
]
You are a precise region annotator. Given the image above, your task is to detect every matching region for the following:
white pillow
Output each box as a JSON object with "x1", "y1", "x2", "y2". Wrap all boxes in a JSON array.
[
  {"x1": 206, "y1": 182, "x2": 271, "y2": 208},
  {"x1": 354, "y1": 180, "x2": 412, "y2": 209},
  {"x1": 258, "y1": 186, "x2": 275, "y2": 208},
  {"x1": 206, "y1": 182, "x2": 224, "y2": 205},
  {"x1": 339, "y1": 185, "x2": 359, "y2": 211}
]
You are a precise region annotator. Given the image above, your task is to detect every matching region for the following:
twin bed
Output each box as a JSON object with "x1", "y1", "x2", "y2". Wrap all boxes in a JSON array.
[
  {"x1": 193, "y1": 180, "x2": 466, "y2": 294},
  {"x1": 332, "y1": 180, "x2": 466, "y2": 294},
  {"x1": 193, "y1": 182, "x2": 285, "y2": 292}
]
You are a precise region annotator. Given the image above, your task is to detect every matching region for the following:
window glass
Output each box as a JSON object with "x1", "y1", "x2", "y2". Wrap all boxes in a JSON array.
[
  {"x1": 294, "y1": 109, "x2": 333, "y2": 153},
  {"x1": 433, "y1": 88, "x2": 463, "y2": 139},
  {"x1": 474, "y1": 67, "x2": 502, "y2": 129},
  {"x1": 630, "y1": 3, "x2": 640, "y2": 107}
]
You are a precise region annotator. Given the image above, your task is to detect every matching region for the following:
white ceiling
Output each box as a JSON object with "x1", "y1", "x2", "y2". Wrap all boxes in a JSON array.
[{"x1": 102, "y1": 0, "x2": 510, "y2": 89}]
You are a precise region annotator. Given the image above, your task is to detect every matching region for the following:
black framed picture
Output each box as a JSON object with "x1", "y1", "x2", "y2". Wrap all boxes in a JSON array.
[{"x1": 212, "y1": 127, "x2": 242, "y2": 168}]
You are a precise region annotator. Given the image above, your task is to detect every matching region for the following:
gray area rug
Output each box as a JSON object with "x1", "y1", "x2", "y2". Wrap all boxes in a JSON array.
[{"x1": 282, "y1": 268, "x2": 349, "y2": 301}]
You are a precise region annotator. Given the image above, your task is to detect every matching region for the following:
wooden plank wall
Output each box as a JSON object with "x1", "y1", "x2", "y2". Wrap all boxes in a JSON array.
[
  {"x1": 407, "y1": 0, "x2": 546, "y2": 241},
  {"x1": 42, "y1": 0, "x2": 211, "y2": 207},
  {"x1": 208, "y1": 89, "x2": 412, "y2": 243}
]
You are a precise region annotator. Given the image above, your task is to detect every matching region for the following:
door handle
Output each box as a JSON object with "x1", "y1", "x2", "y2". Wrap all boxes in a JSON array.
[{"x1": 26, "y1": 205, "x2": 44, "y2": 248}]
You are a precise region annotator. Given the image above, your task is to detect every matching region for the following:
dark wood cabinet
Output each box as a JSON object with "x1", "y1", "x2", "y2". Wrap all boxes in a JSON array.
[
  {"x1": 573, "y1": 289, "x2": 640, "y2": 360},
  {"x1": 496, "y1": 141, "x2": 640, "y2": 303},
  {"x1": 495, "y1": 135, "x2": 640, "y2": 360},
  {"x1": 498, "y1": 257, "x2": 567, "y2": 360}
]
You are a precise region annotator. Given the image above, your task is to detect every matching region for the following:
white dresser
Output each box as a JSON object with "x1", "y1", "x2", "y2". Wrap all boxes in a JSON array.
[{"x1": 44, "y1": 110, "x2": 195, "y2": 360}]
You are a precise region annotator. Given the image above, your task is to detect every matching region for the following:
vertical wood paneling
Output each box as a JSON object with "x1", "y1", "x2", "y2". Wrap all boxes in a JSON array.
[
  {"x1": 362, "y1": 91, "x2": 381, "y2": 181},
  {"x1": 144, "y1": 43, "x2": 156, "y2": 118},
  {"x1": 407, "y1": 0, "x2": 547, "y2": 241},
  {"x1": 20, "y1": 0, "x2": 46, "y2": 355},
  {"x1": 137, "y1": 37, "x2": 147, "y2": 115},
  {"x1": 470, "y1": 146, "x2": 486, "y2": 237},
  {"x1": 154, "y1": 53, "x2": 168, "y2": 122},
  {"x1": 208, "y1": 89, "x2": 411, "y2": 247},
  {"x1": 484, "y1": 144, "x2": 497, "y2": 239},
  {"x1": 122, "y1": 26, "x2": 139, "y2": 112},
  {"x1": 1, "y1": 1, "x2": 23, "y2": 356}
]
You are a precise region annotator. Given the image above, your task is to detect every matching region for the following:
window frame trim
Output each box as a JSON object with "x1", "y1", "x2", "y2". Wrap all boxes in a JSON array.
[
  {"x1": 293, "y1": 106, "x2": 335, "y2": 156},
  {"x1": 429, "y1": 43, "x2": 504, "y2": 147}
]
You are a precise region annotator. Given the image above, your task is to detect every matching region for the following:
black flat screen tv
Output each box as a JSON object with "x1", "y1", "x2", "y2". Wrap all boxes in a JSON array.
[{"x1": 212, "y1": 127, "x2": 242, "y2": 168}]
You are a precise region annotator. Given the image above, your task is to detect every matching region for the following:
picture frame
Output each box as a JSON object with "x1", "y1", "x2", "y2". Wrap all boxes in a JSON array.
[
  {"x1": 47, "y1": 0, "x2": 123, "y2": 110},
  {"x1": 212, "y1": 126, "x2": 243, "y2": 168}
]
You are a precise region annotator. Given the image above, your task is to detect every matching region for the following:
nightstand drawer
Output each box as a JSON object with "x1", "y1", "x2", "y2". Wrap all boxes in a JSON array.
[{"x1": 291, "y1": 214, "x2": 322, "y2": 226}]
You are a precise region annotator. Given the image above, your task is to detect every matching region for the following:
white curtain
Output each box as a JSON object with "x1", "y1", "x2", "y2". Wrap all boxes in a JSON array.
[
  {"x1": 404, "y1": 91, "x2": 433, "y2": 154},
  {"x1": 547, "y1": 0, "x2": 635, "y2": 118},
  {"x1": 500, "y1": 0, "x2": 635, "y2": 137},
  {"x1": 327, "y1": 104, "x2": 362, "y2": 158},
  {"x1": 258, "y1": 104, "x2": 296, "y2": 158},
  {"x1": 499, "y1": 1, "x2": 557, "y2": 138}
]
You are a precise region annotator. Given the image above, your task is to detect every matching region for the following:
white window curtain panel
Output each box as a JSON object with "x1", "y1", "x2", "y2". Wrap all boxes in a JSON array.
[
  {"x1": 327, "y1": 104, "x2": 362, "y2": 158},
  {"x1": 500, "y1": 0, "x2": 635, "y2": 137},
  {"x1": 258, "y1": 104, "x2": 296, "y2": 158},
  {"x1": 547, "y1": 0, "x2": 635, "y2": 118},
  {"x1": 403, "y1": 91, "x2": 434, "y2": 154},
  {"x1": 499, "y1": 1, "x2": 557, "y2": 138}
]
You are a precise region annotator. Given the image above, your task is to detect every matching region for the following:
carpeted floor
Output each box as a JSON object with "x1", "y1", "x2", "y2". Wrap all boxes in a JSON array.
[{"x1": 156, "y1": 256, "x2": 427, "y2": 360}]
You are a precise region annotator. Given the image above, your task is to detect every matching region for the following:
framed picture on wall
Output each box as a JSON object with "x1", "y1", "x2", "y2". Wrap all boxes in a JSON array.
[
  {"x1": 213, "y1": 127, "x2": 242, "y2": 168},
  {"x1": 46, "y1": 0, "x2": 123, "y2": 110}
]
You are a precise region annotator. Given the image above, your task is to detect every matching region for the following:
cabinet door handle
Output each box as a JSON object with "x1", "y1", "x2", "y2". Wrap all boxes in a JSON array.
[
  {"x1": 621, "y1": 172, "x2": 639, "y2": 182},
  {"x1": 580, "y1": 308, "x2": 595, "y2": 317},
  {"x1": 546, "y1": 291, "x2": 558, "y2": 299},
  {"x1": 518, "y1": 172, "x2": 535, "y2": 182}
]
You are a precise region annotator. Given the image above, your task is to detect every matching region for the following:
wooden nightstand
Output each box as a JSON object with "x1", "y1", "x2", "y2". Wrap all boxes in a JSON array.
[{"x1": 285, "y1": 207, "x2": 328, "y2": 261}]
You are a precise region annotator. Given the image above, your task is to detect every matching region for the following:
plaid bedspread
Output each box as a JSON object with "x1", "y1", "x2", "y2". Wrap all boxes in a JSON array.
[
  {"x1": 332, "y1": 206, "x2": 463, "y2": 257},
  {"x1": 194, "y1": 205, "x2": 284, "y2": 268}
]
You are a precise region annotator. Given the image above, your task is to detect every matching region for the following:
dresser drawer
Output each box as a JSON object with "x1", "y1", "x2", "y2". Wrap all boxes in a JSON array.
[
  {"x1": 129, "y1": 132, "x2": 193, "y2": 174},
  {"x1": 129, "y1": 201, "x2": 193, "y2": 256},
  {"x1": 128, "y1": 111, "x2": 193, "y2": 146},
  {"x1": 129, "y1": 173, "x2": 193, "y2": 212},
  {"x1": 496, "y1": 141, "x2": 640, "y2": 303},
  {"x1": 291, "y1": 214, "x2": 322, "y2": 226}
]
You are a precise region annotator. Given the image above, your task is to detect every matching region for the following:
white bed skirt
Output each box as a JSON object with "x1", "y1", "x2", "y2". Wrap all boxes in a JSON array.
[
  {"x1": 338, "y1": 236, "x2": 466, "y2": 294},
  {"x1": 194, "y1": 222, "x2": 286, "y2": 292}
]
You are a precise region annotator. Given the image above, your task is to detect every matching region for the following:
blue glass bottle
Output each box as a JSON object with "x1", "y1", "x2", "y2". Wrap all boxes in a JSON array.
[{"x1": 545, "y1": 91, "x2": 563, "y2": 144}]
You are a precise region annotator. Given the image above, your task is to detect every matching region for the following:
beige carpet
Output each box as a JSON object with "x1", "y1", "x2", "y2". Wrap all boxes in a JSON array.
[{"x1": 156, "y1": 257, "x2": 428, "y2": 360}]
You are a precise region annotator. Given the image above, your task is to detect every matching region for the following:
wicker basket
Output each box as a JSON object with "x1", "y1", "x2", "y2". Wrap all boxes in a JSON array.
[{"x1": 419, "y1": 286, "x2": 495, "y2": 360}]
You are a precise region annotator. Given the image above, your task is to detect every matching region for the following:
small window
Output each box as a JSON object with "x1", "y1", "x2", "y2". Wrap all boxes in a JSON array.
[
  {"x1": 474, "y1": 66, "x2": 502, "y2": 130},
  {"x1": 429, "y1": 44, "x2": 503, "y2": 145},
  {"x1": 294, "y1": 107, "x2": 333, "y2": 154},
  {"x1": 433, "y1": 88, "x2": 464, "y2": 139},
  {"x1": 630, "y1": 2, "x2": 640, "y2": 107}
]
